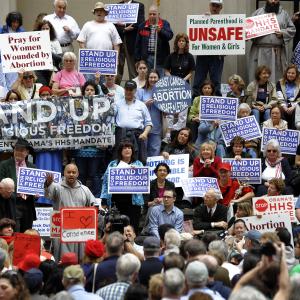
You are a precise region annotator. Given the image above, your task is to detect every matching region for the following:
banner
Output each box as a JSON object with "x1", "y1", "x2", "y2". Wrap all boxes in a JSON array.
[
  {"x1": 50, "y1": 210, "x2": 60, "y2": 238},
  {"x1": 17, "y1": 167, "x2": 61, "y2": 196},
  {"x1": 261, "y1": 128, "x2": 300, "y2": 155},
  {"x1": 153, "y1": 76, "x2": 192, "y2": 113},
  {"x1": 106, "y1": 3, "x2": 139, "y2": 23},
  {"x1": 187, "y1": 14, "x2": 245, "y2": 55},
  {"x1": 108, "y1": 167, "x2": 150, "y2": 193},
  {"x1": 60, "y1": 207, "x2": 98, "y2": 243},
  {"x1": 222, "y1": 158, "x2": 261, "y2": 184},
  {"x1": 245, "y1": 13, "x2": 280, "y2": 40},
  {"x1": 32, "y1": 207, "x2": 53, "y2": 237},
  {"x1": 146, "y1": 154, "x2": 189, "y2": 187},
  {"x1": 0, "y1": 96, "x2": 115, "y2": 150},
  {"x1": 253, "y1": 195, "x2": 295, "y2": 223},
  {"x1": 181, "y1": 177, "x2": 222, "y2": 198},
  {"x1": 79, "y1": 49, "x2": 118, "y2": 75},
  {"x1": 0, "y1": 31, "x2": 53, "y2": 73},
  {"x1": 220, "y1": 116, "x2": 261, "y2": 146},
  {"x1": 200, "y1": 96, "x2": 238, "y2": 121}
]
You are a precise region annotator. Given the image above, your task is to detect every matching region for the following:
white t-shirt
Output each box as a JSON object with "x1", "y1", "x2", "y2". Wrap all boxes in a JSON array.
[{"x1": 77, "y1": 20, "x2": 122, "y2": 50}]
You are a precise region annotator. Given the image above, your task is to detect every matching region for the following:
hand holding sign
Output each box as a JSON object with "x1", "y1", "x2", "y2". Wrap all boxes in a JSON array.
[{"x1": 45, "y1": 173, "x2": 54, "y2": 187}]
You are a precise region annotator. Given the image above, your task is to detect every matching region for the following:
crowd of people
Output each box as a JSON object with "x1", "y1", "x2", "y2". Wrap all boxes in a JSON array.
[{"x1": 1, "y1": 0, "x2": 300, "y2": 299}]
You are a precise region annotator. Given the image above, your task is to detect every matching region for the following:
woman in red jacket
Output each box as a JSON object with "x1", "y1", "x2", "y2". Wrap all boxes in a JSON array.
[{"x1": 193, "y1": 142, "x2": 221, "y2": 178}]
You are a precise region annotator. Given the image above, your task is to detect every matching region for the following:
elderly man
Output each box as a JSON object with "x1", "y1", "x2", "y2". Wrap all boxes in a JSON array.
[
  {"x1": 163, "y1": 268, "x2": 185, "y2": 299},
  {"x1": 44, "y1": 0, "x2": 80, "y2": 52},
  {"x1": 148, "y1": 189, "x2": 183, "y2": 238},
  {"x1": 114, "y1": 79, "x2": 152, "y2": 163},
  {"x1": 0, "y1": 178, "x2": 16, "y2": 221},
  {"x1": 115, "y1": 0, "x2": 145, "y2": 83},
  {"x1": 0, "y1": 138, "x2": 36, "y2": 232},
  {"x1": 135, "y1": 4, "x2": 173, "y2": 76},
  {"x1": 193, "y1": 0, "x2": 224, "y2": 97},
  {"x1": 248, "y1": 0, "x2": 295, "y2": 82},
  {"x1": 193, "y1": 188, "x2": 228, "y2": 231},
  {"x1": 96, "y1": 253, "x2": 141, "y2": 300},
  {"x1": 45, "y1": 163, "x2": 95, "y2": 261}
]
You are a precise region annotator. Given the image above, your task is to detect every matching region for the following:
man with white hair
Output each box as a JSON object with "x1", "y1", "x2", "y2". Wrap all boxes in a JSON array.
[
  {"x1": 164, "y1": 228, "x2": 181, "y2": 256},
  {"x1": 163, "y1": 268, "x2": 185, "y2": 299},
  {"x1": 0, "y1": 178, "x2": 16, "y2": 221},
  {"x1": 44, "y1": 0, "x2": 80, "y2": 52},
  {"x1": 181, "y1": 261, "x2": 225, "y2": 300},
  {"x1": 96, "y1": 253, "x2": 141, "y2": 300}
]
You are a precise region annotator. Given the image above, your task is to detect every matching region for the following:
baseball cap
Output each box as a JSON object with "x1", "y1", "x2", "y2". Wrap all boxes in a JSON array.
[
  {"x1": 185, "y1": 261, "x2": 208, "y2": 284},
  {"x1": 23, "y1": 268, "x2": 43, "y2": 292},
  {"x1": 124, "y1": 80, "x2": 137, "y2": 90},
  {"x1": 219, "y1": 162, "x2": 231, "y2": 172},
  {"x1": 18, "y1": 253, "x2": 40, "y2": 272},
  {"x1": 60, "y1": 252, "x2": 78, "y2": 266},
  {"x1": 93, "y1": 2, "x2": 109, "y2": 13},
  {"x1": 63, "y1": 265, "x2": 84, "y2": 281},
  {"x1": 210, "y1": 0, "x2": 223, "y2": 4},
  {"x1": 143, "y1": 236, "x2": 160, "y2": 250},
  {"x1": 244, "y1": 230, "x2": 262, "y2": 242}
]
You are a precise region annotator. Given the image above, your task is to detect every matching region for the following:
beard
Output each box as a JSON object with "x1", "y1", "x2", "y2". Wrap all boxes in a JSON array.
[{"x1": 265, "y1": 1, "x2": 280, "y2": 14}]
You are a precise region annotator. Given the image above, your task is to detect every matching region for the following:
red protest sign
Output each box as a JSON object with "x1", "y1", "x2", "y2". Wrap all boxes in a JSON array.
[
  {"x1": 60, "y1": 207, "x2": 98, "y2": 243},
  {"x1": 50, "y1": 211, "x2": 61, "y2": 238},
  {"x1": 13, "y1": 233, "x2": 41, "y2": 266}
]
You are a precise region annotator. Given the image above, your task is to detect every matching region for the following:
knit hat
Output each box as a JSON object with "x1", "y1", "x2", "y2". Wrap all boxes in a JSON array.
[
  {"x1": 60, "y1": 252, "x2": 78, "y2": 266},
  {"x1": 18, "y1": 253, "x2": 40, "y2": 272},
  {"x1": 39, "y1": 86, "x2": 52, "y2": 96},
  {"x1": 85, "y1": 240, "x2": 105, "y2": 258}
]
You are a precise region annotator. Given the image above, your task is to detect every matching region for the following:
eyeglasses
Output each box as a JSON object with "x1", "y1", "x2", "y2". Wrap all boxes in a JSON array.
[
  {"x1": 157, "y1": 169, "x2": 168, "y2": 172},
  {"x1": 163, "y1": 195, "x2": 174, "y2": 199},
  {"x1": 267, "y1": 149, "x2": 277, "y2": 153},
  {"x1": 23, "y1": 75, "x2": 34, "y2": 80},
  {"x1": 64, "y1": 60, "x2": 74, "y2": 63}
]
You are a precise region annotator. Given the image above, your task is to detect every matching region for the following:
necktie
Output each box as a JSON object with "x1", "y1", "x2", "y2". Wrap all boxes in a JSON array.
[{"x1": 208, "y1": 209, "x2": 212, "y2": 218}]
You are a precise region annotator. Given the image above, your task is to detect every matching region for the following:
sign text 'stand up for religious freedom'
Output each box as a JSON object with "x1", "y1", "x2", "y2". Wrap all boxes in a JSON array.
[
  {"x1": 0, "y1": 96, "x2": 115, "y2": 150},
  {"x1": 0, "y1": 31, "x2": 52, "y2": 73},
  {"x1": 181, "y1": 177, "x2": 222, "y2": 198},
  {"x1": 222, "y1": 158, "x2": 262, "y2": 184},
  {"x1": 60, "y1": 208, "x2": 98, "y2": 243},
  {"x1": 108, "y1": 167, "x2": 150, "y2": 194},
  {"x1": 17, "y1": 167, "x2": 61, "y2": 196},
  {"x1": 261, "y1": 128, "x2": 300, "y2": 155},
  {"x1": 220, "y1": 116, "x2": 262, "y2": 146},
  {"x1": 200, "y1": 96, "x2": 239, "y2": 122},
  {"x1": 252, "y1": 195, "x2": 296, "y2": 223},
  {"x1": 146, "y1": 154, "x2": 190, "y2": 188},
  {"x1": 245, "y1": 13, "x2": 280, "y2": 40},
  {"x1": 106, "y1": 3, "x2": 139, "y2": 24},
  {"x1": 153, "y1": 76, "x2": 192, "y2": 114},
  {"x1": 79, "y1": 49, "x2": 118, "y2": 75},
  {"x1": 187, "y1": 14, "x2": 245, "y2": 55}
]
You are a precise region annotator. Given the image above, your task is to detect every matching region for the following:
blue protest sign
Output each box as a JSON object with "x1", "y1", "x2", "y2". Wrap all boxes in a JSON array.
[
  {"x1": 261, "y1": 128, "x2": 300, "y2": 155},
  {"x1": 17, "y1": 167, "x2": 61, "y2": 196},
  {"x1": 79, "y1": 49, "x2": 118, "y2": 75},
  {"x1": 220, "y1": 116, "x2": 262, "y2": 146},
  {"x1": 181, "y1": 177, "x2": 222, "y2": 198},
  {"x1": 108, "y1": 167, "x2": 150, "y2": 194},
  {"x1": 106, "y1": 3, "x2": 139, "y2": 24},
  {"x1": 153, "y1": 76, "x2": 192, "y2": 114},
  {"x1": 200, "y1": 96, "x2": 239, "y2": 121},
  {"x1": 222, "y1": 158, "x2": 261, "y2": 184}
]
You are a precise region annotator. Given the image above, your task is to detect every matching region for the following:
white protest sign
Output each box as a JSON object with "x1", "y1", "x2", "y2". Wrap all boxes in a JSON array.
[
  {"x1": 0, "y1": 31, "x2": 53, "y2": 73},
  {"x1": 32, "y1": 207, "x2": 53, "y2": 237},
  {"x1": 253, "y1": 195, "x2": 295, "y2": 223},
  {"x1": 181, "y1": 177, "x2": 222, "y2": 198},
  {"x1": 146, "y1": 154, "x2": 189, "y2": 187},
  {"x1": 245, "y1": 13, "x2": 280, "y2": 40},
  {"x1": 187, "y1": 14, "x2": 245, "y2": 55}
]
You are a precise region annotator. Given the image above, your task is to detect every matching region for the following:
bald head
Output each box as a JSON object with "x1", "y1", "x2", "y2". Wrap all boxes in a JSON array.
[
  {"x1": 64, "y1": 164, "x2": 79, "y2": 187},
  {"x1": 148, "y1": 5, "x2": 159, "y2": 25},
  {"x1": 197, "y1": 254, "x2": 218, "y2": 278},
  {"x1": 0, "y1": 178, "x2": 15, "y2": 199}
]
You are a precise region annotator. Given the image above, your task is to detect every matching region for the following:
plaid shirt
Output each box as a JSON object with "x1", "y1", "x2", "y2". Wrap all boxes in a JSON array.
[{"x1": 96, "y1": 282, "x2": 130, "y2": 300}]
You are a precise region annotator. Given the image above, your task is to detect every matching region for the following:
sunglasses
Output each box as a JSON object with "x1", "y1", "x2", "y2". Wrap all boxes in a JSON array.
[
  {"x1": 23, "y1": 75, "x2": 34, "y2": 80},
  {"x1": 267, "y1": 149, "x2": 277, "y2": 153}
]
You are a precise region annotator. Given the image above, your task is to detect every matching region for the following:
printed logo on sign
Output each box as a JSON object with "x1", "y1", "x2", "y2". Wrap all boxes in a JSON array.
[
  {"x1": 52, "y1": 213, "x2": 61, "y2": 226},
  {"x1": 255, "y1": 199, "x2": 268, "y2": 212},
  {"x1": 245, "y1": 19, "x2": 254, "y2": 29}
]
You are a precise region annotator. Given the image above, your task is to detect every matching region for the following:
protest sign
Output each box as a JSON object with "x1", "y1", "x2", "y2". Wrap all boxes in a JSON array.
[
  {"x1": 50, "y1": 210, "x2": 60, "y2": 238},
  {"x1": 181, "y1": 177, "x2": 222, "y2": 198},
  {"x1": 13, "y1": 233, "x2": 41, "y2": 266},
  {"x1": 253, "y1": 195, "x2": 295, "y2": 223},
  {"x1": 200, "y1": 96, "x2": 238, "y2": 121},
  {"x1": 108, "y1": 167, "x2": 150, "y2": 193},
  {"x1": 221, "y1": 83, "x2": 231, "y2": 97},
  {"x1": 0, "y1": 31, "x2": 52, "y2": 73},
  {"x1": 61, "y1": 207, "x2": 98, "y2": 243},
  {"x1": 146, "y1": 154, "x2": 189, "y2": 187},
  {"x1": 220, "y1": 116, "x2": 261, "y2": 146},
  {"x1": 0, "y1": 96, "x2": 115, "y2": 151},
  {"x1": 17, "y1": 167, "x2": 61, "y2": 196},
  {"x1": 106, "y1": 3, "x2": 139, "y2": 23},
  {"x1": 32, "y1": 207, "x2": 53, "y2": 237},
  {"x1": 187, "y1": 14, "x2": 245, "y2": 55},
  {"x1": 152, "y1": 76, "x2": 192, "y2": 114},
  {"x1": 261, "y1": 128, "x2": 300, "y2": 155},
  {"x1": 245, "y1": 13, "x2": 280, "y2": 40},
  {"x1": 79, "y1": 49, "x2": 118, "y2": 75},
  {"x1": 222, "y1": 158, "x2": 261, "y2": 184}
]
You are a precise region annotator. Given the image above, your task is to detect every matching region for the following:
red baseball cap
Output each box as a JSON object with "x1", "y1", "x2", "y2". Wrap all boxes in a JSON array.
[{"x1": 219, "y1": 162, "x2": 231, "y2": 172}]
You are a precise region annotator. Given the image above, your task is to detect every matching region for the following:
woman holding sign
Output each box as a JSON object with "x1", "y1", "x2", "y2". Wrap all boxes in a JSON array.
[{"x1": 100, "y1": 140, "x2": 144, "y2": 233}]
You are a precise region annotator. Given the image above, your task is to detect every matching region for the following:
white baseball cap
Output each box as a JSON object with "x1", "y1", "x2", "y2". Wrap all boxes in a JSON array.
[{"x1": 210, "y1": 0, "x2": 223, "y2": 4}]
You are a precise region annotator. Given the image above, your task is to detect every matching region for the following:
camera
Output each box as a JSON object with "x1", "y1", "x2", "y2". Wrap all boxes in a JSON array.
[{"x1": 105, "y1": 206, "x2": 130, "y2": 234}]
